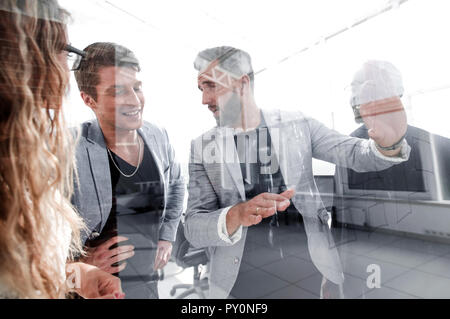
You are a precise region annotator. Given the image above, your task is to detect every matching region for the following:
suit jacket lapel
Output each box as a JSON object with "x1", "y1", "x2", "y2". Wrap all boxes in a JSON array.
[
  {"x1": 210, "y1": 109, "x2": 295, "y2": 202},
  {"x1": 263, "y1": 109, "x2": 291, "y2": 187},
  {"x1": 215, "y1": 127, "x2": 245, "y2": 201},
  {"x1": 140, "y1": 128, "x2": 165, "y2": 192},
  {"x1": 85, "y1": 121, "x2": 112, "y2": 228},
  {"x1": 85, "y1": 122, "x2": 167, "y2": 231}
]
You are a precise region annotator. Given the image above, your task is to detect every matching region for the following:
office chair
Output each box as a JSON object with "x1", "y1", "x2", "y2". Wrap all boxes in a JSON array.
[{"x1": 169, "y1": 221, "x2": 209, "y2": 299}]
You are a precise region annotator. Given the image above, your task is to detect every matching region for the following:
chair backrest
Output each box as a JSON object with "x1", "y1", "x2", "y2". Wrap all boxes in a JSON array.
[
  {"x1": 171, "y1": 221, "x2": 189, "y2": 266},
  {"x1": 171, "y1": 220, "x2": 208, "y2": 269}
]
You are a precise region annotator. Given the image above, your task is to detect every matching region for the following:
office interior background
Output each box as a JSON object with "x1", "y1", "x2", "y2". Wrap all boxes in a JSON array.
[{"x1": 61, "y1": 0, "x2": 450, "y2": 298}]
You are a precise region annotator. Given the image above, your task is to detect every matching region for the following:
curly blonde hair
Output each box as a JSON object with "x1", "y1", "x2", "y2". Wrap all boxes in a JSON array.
[{"x1": 0, "y1": 0, "x2": 84, "y2": 298}]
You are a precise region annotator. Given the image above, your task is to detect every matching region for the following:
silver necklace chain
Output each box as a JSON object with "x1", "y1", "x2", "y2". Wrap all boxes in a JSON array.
[{"x1": 107, "y1": 137, "x2": 142, "y2": 178}]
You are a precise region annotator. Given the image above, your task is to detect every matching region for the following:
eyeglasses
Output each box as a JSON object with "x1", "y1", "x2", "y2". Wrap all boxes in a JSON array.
[
  {"x1": 64, "y1": 44, "x2": 86, "y2": 71},
  {"x1": 351, "y1": 104, "x2": 363, "y2": 123},
  {"x1": 349, "y1": 96, "x2": 362, "y2": 123}
]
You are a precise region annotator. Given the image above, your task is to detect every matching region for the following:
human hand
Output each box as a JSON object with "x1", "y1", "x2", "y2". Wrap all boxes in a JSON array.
[
  {"x1": 226, "y1": 189, "x2": 295, "y2": 235},
  {"x1": 66, "y1": 262, "x2": 125, "y2": 299},
  {"x1": 154, "y1": 240, "x2": 172, "y2": 270},
  {"x1": 81, "y1": 236, "x2": 134, "y2": 274},
  {"x1": 360, "y1": 96, "x2": 407, "y2": 153}
]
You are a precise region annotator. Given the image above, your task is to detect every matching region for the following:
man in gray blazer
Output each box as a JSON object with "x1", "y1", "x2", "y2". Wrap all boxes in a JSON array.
[
  {"x1": 184, "y1": 46, "x2": 410, "y2": 298},
  {"x1": 71, "y1": 42, "x2": 184, "y2": 298}
]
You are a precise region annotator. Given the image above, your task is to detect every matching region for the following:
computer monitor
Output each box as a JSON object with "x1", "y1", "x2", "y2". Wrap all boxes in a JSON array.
[
  {"x1": 334, "y1": 126, "x2": 448, "y2": 202},
  {"x1": 333, "y1": 127, "x2": 450, "y2": 237}
]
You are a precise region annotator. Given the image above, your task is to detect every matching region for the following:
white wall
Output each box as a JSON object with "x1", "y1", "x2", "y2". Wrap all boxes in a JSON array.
[{"x1": 60, "y1": 0, "x2": 450, "y2": 176}]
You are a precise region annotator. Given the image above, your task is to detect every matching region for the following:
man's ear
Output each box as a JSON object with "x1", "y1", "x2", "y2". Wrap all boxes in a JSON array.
[
  {"x1": 80, "y1": 92, "x2": 96, "y2": 110},
  {"x1": 239, "y1": 75, "x2": 251, "y2": 95}
]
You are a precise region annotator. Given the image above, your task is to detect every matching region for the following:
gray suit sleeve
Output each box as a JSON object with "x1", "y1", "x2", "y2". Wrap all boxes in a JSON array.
[
  {"x1": 159, "y1": 128, "x2": 185, "y2": 242},
  {"x1": 184, "y1": 140, "x2": 238, "y2": 249},
  {"x1": 306, "y1": 117, "x2": 410, "y2": 172}
]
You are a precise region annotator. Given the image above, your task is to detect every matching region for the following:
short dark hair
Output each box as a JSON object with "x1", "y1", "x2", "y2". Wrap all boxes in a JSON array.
[
  {"x1": 194, "y1": 46, "x2": 254, "y2": 89},
  {"x1": 74, "y1": 42, "x2": 140, "y2": 100}
]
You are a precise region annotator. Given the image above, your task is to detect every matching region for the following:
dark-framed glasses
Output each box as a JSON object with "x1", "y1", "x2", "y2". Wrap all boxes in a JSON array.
[
  {"x1": 351, "y1": 104, "x2": 363, "y2": 124},
  {"x1": 64, "y1": 44, "x2": 86, "y2": 71},
  {"x1": 350, "y1": 96, "x2": 363, "y2": 124}
]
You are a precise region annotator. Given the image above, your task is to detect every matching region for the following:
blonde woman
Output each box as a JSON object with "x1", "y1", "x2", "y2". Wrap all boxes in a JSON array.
[{"x1": 0, "y1": 0, "x2": 124, "y2": 298}]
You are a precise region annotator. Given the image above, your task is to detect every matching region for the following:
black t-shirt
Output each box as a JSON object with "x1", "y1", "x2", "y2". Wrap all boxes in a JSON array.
[
  {"x1": 347, "y1": 125, "x2": 426, "y2": 192},
  {"x1": 230, "y1": 115, "x2": 292, "y2": 298},
  {"x1": 233, "y1": 116, "x2": 286, "y2": 197},
  {"x1": 87, "y1": 142, "x2": 164, "y2": 298}
]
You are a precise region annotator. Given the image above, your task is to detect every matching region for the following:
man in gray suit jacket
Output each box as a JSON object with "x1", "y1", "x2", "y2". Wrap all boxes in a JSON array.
[
  {"x1": 71, "y1": 42, "x2": 184, "y2": 298},
  {"x1": 184, "y1": 46, "x2": 411, "y2": 298}
]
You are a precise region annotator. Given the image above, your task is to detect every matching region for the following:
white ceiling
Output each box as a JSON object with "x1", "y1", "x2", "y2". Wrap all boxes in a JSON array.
[
  {"x1": 61, "y1": 0, "x2": 392, "y2": 73},
  {"x1": 58, "y1": 0, "x2": 450, "y2": 174}
]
